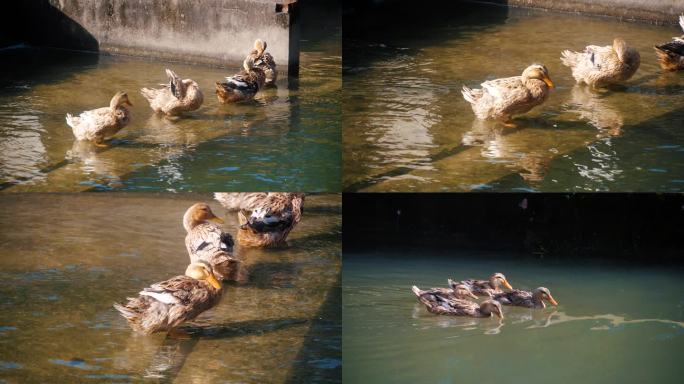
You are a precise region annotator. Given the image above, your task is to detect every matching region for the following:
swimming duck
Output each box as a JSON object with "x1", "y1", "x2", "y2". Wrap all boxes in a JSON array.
[
  {"x1": 214, "y1": 192, "x2": 305, "y2": 247},
  {"x1": 493, "y1": 287, "x2": 558, "y2": 309},
  {"x1": 412, "y1": 283, "x2": 478, "y2": 301},
  {"x1": 140, "y1": 69, "x2": 203, "y2": 116},
  {"x1": 654, "y1": 15, "x2": 684, "y2": 71},
  {"x1": 461, "y1": 64, "x2": 554, "y2": 126},
  {"x1": 113, "y1": 261, "x2": 222, "y2": 334},
  {"x1": 561, "y1": 38, "x2": 641, "y2": 88},
  {"x1": 414, "y1": 291, "x2": 504, "y2": 319},
  {"x1": 453, "y1": 273, "x2": 513, "y2": 297},
  {"x1": 183, "y1": 203, "x2": 236, "y2": 279},
  {"x1": 215, "y1": 52, "x2": 266, "y2": 103},
  {"x1": 253, "y1": 39, "x2": 277, "y2": 85},
  {"x1": 65, "y1": 91, "x2": 132, "y2": 146}
]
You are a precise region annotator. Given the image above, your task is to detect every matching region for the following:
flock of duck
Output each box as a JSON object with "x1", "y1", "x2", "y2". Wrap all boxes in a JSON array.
[
  {"x1": 461, "y1": 15, "x2": 684, "y2": 127},
  {"x1": 412, "y1": 273, "x2": 558, "y2": 320},
  {"x1": 65, "y1": 39, "x2": 276, "y2": 146},
  {"x1": 113, "y1": 192, "x2": 305, "y2": 334}
]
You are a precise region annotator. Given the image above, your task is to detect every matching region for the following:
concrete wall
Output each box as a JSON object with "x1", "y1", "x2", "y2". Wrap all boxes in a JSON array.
[
  {"x1": 5, "y1": 0, "x2": 299, "y2": 73},
  {"x1": 480, "y1": 0, "x2": 684, "y2": 24}
]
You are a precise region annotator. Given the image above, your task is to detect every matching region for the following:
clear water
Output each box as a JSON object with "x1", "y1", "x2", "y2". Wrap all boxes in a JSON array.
[
  {"x1": 0, "y1": 193, "x2": 341, "y2": 383},
  {"x1": 343, "y1": 255, "x2": 684, "y2": 384},
  {"x1": 343, "y1": 5, "x2": 684, "y2": 192},
  {"x1": 0, "y1": 9, "x2": 341, "y2": 192}
]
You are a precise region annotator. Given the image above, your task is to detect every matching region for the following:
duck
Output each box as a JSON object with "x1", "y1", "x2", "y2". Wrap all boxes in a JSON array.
[
  {"x1": 412, "y1": 283, "x2": 478, "y2": 301},
  {"x1": 65, "y1": 91, "x2": 132, "y2": 146},
  {"x1": 453, "y1": 273, "x2": 513, "y2": 297},
  {"x1": 183, "y1": 203, "x2": 237, "y2": 280},
  {"x1": 253, "y1": 39, "x2": 277, "y2": 85},
  {"x1": 654, "y1": 15, "x2": 684, "y2": 71},
  {"x1": 113, "y1": 261, "x2": 222, "y2": 334},
  {"x1": 461, "y1": 64, "x2": 554, "y2": 127},
  {"x1": 414, "y1": 292, "x2": 504, "y2": 319},
  {"x1": 214, "y1": 192, "x2": 305, "y2": 247},
  {"x1": 140, "y1": 69, "x2": 203, "y2": 116},
  {"x1": 561, "y1": 38, "x2": 640, "y2": 88},
  {"x1": 493, "y1": 287, "x2": 558, "y2": 309},
  {"x1": 215, "y1": 52, "x2": 266, "y2": 103}
]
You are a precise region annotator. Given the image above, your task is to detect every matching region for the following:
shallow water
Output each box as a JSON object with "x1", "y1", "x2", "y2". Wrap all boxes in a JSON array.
[
  {"x1": 0, "y1": 8, "x2": 341, "y2": 192},
  {"x1": 0, "y1": 193, "x2": 341, "y2": 383},
  {"x1": 343, "y1": 255, "x2": 684, "y2": 384},
  {"x1": 343, "y1": 4, "x2": 684, "y2": 192}
]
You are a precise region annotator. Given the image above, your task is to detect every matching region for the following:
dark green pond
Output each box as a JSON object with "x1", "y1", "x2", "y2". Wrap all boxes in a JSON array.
[{"x1": 343, "y1": 255, "x2": 684, "y2": 384}]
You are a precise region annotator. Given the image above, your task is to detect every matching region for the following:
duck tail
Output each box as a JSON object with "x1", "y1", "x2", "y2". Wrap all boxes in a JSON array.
[
  {"x1": 411, "y1": 285, "x2": 423, "y2": 297},
  {"x1": 66, "y1": 113, "x2": 78, "y2": 128},
  {"x1": 447, "y1": 278, "x2": 455, "y2": 288},
  {"x1": 140, "y1": 87, "x2": 156, "y2": 101},
  {"x1": 560, "y1": 50, "x2": 578, "y2": 67},
  {"x1": 461, "y1": 85, "x2": 478, "y2": 104},
  {"x1": 113, "y1": 302, "x2": 137, "y2": 321}
]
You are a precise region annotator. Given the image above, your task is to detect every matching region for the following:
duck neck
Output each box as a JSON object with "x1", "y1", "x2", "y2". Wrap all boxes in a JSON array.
[
  {"x1": 183, "y1": 211, "x2": 202, "y2": 232},
  {"x1": 532, "y1": 291, "x2": 546, "y2": 309}
]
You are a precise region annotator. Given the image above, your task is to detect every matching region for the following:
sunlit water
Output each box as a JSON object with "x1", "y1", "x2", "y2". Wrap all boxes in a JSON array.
[
  {"x1": 343, "y1": 4, "x2": 684, "y2": 192},
  {"x1": 0, "y1": 8, "x2": 341, "y2": 192},
  {"x1": 0, "y1": 193, "x2": 341, "y2": 383},
  {"x1": 343, "y1": 255, "x2": 684, "y2": 383}
]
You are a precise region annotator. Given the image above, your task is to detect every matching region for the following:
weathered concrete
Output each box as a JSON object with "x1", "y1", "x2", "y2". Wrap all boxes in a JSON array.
[
  {"x1": 478, "y1": 0, "x2": 684, "y2": 24},
  {"x1": 5, "y1": 0, "x2": 299, "y2": 74}
]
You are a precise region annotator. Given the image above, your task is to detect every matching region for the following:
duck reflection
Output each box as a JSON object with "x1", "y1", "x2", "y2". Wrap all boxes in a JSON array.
[
  {"x1": 567, "y1": 85, "x2": 624, "y2": 138},
  {"x1": 462, "y1": 119, "x2": 550, "y2": 184},
  {"x1": 65, "y1": 141, "x2": 123, "y2": 188}
]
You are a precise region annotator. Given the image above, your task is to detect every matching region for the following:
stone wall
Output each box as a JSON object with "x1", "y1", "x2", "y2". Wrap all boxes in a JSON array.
[{"x1": 4, "y1": 0, "x2": 299, "y2": 73}]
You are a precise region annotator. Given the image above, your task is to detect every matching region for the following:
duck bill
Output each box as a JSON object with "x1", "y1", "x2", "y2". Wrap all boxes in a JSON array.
[
  {"x1": 209, "y1": 216, "x2": 225, "y2": 224},
  {"x1": 468, "y1": 291, "x2": 479, "y2": 300},
  {"x1": 206, "y1": 274, "x2": 222, "y2": 289},
  {"x1": 543, "y1": 76, "x2": 555, "y2": 88},
  {"x1": 547, "y1": 295, "x2": 559, "y2": 306},
  {"x1": 502, "y1": 280, "x2": 513, "y2": 290}
]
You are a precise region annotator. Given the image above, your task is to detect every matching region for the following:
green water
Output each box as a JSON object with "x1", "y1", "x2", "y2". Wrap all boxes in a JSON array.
[
  {"x1": 343, "y1": 255, "x2": 684, "y2": 383},
  {"x1": 0, "y1": 7, "x2": 341, "y2": 192},
  {"x1": 343, "y1": 4, "x2": 684, "y2": 192},
  {"x1": 0, "y1": 193, "x2": 341, "y2": 383}
]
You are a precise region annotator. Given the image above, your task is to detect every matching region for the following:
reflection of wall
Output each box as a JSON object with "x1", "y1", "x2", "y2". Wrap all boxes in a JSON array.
[{"x1": 5, "y1": 0, "x2": 299, "y2": 71}]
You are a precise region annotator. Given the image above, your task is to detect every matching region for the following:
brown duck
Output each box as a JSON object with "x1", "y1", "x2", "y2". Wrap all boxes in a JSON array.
[
  {"x1": 493, "y1": 287, "x2": 558, "y2": 309},
  {"x1": 453, "y1": 273, "x2": 513, "y2": 297}
]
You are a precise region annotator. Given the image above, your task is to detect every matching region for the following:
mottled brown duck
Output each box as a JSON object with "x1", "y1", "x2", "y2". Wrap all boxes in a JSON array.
[
  {"x1": 493, "y1": 287, "x2": 558, "y2": 309},
  {"x1": 65, "y1": 91, "x2": 132, "y2": 146},
  {"x1": 214, "y1": 192, "x2": 305, "y2": 247},
  {"x1": 452, "y1": 273, "x2": 513, "y2": 297},
  {"x1": 113, "y1": 261, "x2": 222, "y2": 334},
  {"x1": 561, "y1": 38, "x2": 640, "y2": 88}
]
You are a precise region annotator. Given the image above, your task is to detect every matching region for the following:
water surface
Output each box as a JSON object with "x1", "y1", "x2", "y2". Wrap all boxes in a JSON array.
[
  {"x1": 343, "y1": 255, "x2": 684, "y2": 383},
  {"x1": 0, "y1": 7, "x2": 341, "y2": 192},
  {"x1": 343, "y1": 4, "x2": 684, "y2": 191},
  {"x1": 0, "y1": 193, "x2": 341, "y2": 383}
]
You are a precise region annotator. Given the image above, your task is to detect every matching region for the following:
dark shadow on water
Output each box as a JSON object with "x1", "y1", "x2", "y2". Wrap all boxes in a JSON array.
[
  {"x1": 147, "y1": 318, "x2": 309, "y2": 383},
  {"x1": 343, "y1": 0, "x2": 508, "y2": 72},
  {"x1": 285, "y1": 273, "x2": 341, "y2": 384},
  {"x1": 244, "y1": 262, "x2": 299, "y2": 289}
]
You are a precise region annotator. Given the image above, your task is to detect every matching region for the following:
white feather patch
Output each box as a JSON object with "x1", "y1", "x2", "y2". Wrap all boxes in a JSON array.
[{"x1": 140, "y1": 291, "x2": 179, "y2": 304}]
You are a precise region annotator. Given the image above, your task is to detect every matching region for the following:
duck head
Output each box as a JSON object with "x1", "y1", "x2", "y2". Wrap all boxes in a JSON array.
[
  {"x1": 532, "y1": 287, "x2": 558, "y2": 307},
  {"x1": 183, "y1": 203, "x2": 224, "y2": 232},
  {"x1": 480, "y1": 299, "x2": 504, "y2": 320},
  {"x1": 522, "y1": 64, "x2": 554, "y2": 88},
  {"x1": 453, "y1": 283, "x2": 478, "y2": 300},
  {"x1": 185, "y1": 261, "x2": 221, "y2": 289},
  {"x1": 110, "y1": 91, "x2": 133, "y2": 109},
  {"x1": 490, "y1": 272, "x2": 513, "y2": 290}
]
